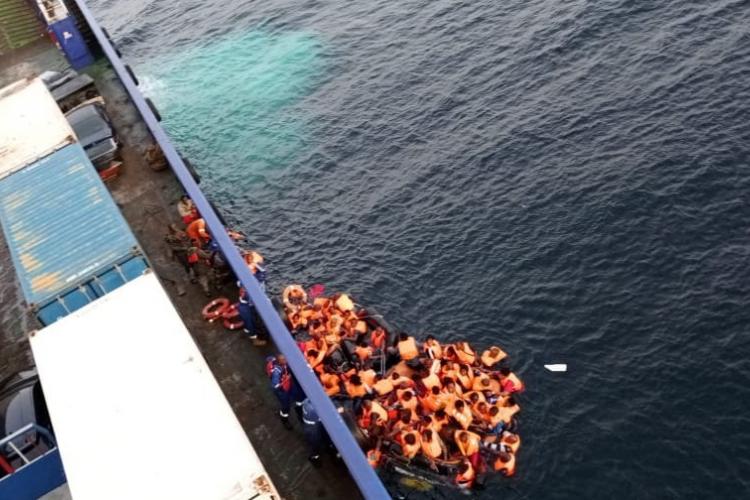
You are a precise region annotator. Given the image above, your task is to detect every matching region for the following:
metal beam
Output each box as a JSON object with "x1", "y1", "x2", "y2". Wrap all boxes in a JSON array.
[{"x1": 69, "y1": 1, "x2": 390, "y2": 498}]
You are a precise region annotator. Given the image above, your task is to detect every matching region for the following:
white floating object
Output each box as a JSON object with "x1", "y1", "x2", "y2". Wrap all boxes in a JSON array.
[{"x1": 544, "y1": 364, "x2": 567, "y2": 372}]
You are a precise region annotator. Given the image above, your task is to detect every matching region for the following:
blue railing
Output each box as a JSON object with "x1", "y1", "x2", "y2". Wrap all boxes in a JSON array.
[
  {"x1": 0, "y1": 424, "x2": 66, "y2": 500},
  {"x1": 70, "y1": 1, "x2": 390, "y2": 498}
]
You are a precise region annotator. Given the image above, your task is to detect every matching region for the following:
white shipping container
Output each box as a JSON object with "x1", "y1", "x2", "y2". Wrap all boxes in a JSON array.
[
  {"x1": 0, "y1": 78, "x2": 75, "y2": 180},
  {"x1": 29, "y1": 272, "x2": 279, "y2": 500}
]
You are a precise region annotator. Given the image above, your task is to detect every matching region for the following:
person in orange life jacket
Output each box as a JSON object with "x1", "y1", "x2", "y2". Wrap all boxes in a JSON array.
[
  {"x1": 397, "y1": 388, "x2": 418, "y2": 412},
  {"x1": 465, "y1": 391, "x2": 482, "y2": 408},
  {"x1": 301, "y1": 398, "x2": 324, "y2": 467},
  {"x1": 455, "y1": 429, "x2": 481, "y2": 458},
  {"x1": 361, "y1": 367, "x2": 378, "y2": 385},
  {"x1": 473, "y1": 401, "x2": 491, "y2": 426},
  {"x1": 488, "y1": 396, "x2": 520, "y2": 434},
  {"x1": 398, "y1": 430, "x2": 421, "y2": 459},
  {"x1": 494, "y1": 451, "x2": 516, "y2": 476},
  {"x1": 268, "y1": 355, "x2": 294, "y2": 429},
  {"x1": 481, "y1": 345, "x2": 507, "y2": 367},
  {"x1": 456, "y1": 364, "x2": 474, "y2": 391},
  {"x1": 186, "y1": 218, "x2": 210, "y2": 245},
  {"x1": 419, "y1": 385, "x2": 442, "y2": 412},
  {"x1": 389, "y1": 371, "x2": 413, "y2": 388},
  {"x1": 370, "y1": 326, "x2": 386, "y2": 351},
  {"x1": 455, "y1": 459, "x2": 476, "y2": 489},
  {"x1": 433, "y1": 408, "x2": 450, "y2": 430},
  {"x1": 501, "y1": 431, "x2": 521, "y2": 454},
  {"x1": 472, "y1": 373, "x2": 496, "y2": 393},
  {"x1": 320, "y1": 371, "x2": 341, "y2": 397},
  {"x1": 372, "y1": 374, "x2": 394, "y2": 396},
  {"x1": 354, "y1": 339, "x2": 372, "y2": 366},
  {"x1": 499, "y1": 366, "x2": 524, "y2": 393},
  {"x1": 454, "y1": 341, "x2": 477, "y2": 365},
  {"x1": 397, "y1": 332, "x2": 419, "y2": 362},
  {"x1": 305, "y1": 348, "x2": 325, "y2": 371},
  {"x1": 177, "y1": 195, "x2": 198, "y2": 225},
  {"x1": 345, "y1": 374, "x2": 368, "y2": 399},
  {"x1": 451, "y1": 399, "x2": 473, "y2": 430},
  {"x1": 423, "y1": 334, "x2": 443, "y2": 359},
  {"x1": 421, "y1": 429, "x2": 447, "y2": 470}
]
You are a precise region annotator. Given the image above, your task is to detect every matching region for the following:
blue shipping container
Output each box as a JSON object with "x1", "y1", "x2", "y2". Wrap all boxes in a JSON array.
[{"x1": 0, "y1": 143, "x2": 148, "y2": 324}]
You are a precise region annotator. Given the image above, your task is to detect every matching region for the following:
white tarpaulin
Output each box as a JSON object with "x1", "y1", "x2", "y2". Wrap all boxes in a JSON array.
[{"x1": 29, "y1": 272, "x2": 279, "y2": 500}]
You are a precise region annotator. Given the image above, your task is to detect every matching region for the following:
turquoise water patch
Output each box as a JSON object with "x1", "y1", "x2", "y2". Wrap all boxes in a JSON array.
[{"x1": 140, "y1": 30, "x2": 323, "y2": 189}]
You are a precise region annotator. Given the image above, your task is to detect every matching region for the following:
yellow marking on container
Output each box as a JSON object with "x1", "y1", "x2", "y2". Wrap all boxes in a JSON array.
[
  {"x1": 31, "y1": 272, "x2": 63, "y2": 293},
  {"x1": 20, "y1": 253, "x2": 42, "y2": 272}
]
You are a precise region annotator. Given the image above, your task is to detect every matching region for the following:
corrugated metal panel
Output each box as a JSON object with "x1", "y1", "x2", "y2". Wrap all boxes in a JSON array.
[
  {"x1": 0, "y1": 143, "x2": 139, "y2": 306},
  {"x1": 0, "y1": 79, "x2": 75, "y2": 180},
  {"x1": 30, "y1": 273, "x2": 280, "y2": 500}
]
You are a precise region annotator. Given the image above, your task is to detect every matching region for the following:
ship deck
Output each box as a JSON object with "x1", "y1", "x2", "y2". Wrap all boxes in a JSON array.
[{"x1": 0, "y1": 37, "x2": 360, "y2": 500}]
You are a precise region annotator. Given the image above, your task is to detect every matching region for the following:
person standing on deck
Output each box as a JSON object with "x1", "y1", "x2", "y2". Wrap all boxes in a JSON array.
[
  {"x1": 268, "y1": 355, "x2": 294, "y2": 429},
  {"x1": 237, "y1": 282, "x2": 266, "y2": 346},
  {"x1": 301, "y1": 398, "x2": 324, "y2": 467}
]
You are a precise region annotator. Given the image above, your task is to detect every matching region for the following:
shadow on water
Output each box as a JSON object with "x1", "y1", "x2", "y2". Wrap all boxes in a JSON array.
[{"x1": 141, "y1": 29, "x2": 324, "y2": 191}]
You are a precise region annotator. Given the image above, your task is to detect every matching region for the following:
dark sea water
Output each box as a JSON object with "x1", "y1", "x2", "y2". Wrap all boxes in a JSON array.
[{"x1": 88, "y1": 0, "x2": 750, "y2": 497}]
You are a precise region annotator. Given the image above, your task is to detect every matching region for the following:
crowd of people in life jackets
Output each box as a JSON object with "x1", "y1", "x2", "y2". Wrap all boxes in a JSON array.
[
  {"x1": 280, "y1": 285, "x2": 525, "y2": 490},
  {"x1": 173, "y1": 195, "x2": 525, "y2": 489}
]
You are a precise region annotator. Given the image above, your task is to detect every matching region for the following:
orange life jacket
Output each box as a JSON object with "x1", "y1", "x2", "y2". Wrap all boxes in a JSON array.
[
  {"x1": 355, "y1": 345, "x2": 372, "y2": 362},
  {"x1": 397, "y1": 337, "x2": 419, "y2": 361},
  {"x1": 502, "y1": 432, "x2": 521, "y2": 454},
  {"x1": 391, "y1": 361, "x2": 415, "y2": 378},
  {"x1": 370, "y1": 328, "x2": 386, "y2": 349},
  {"x1": 422, "y1": 372, "x2": 442, "y2": 391},
  {"x1": 452, "y1": 404, "x2": 473, "y2": 430},
  {"x1": 457, "y1": 369, "x2": 474, "y2": 391},
  {"x1": 355, "y1": 320, "x2": 368, "y2": 334},
  {"x1": 472, "y1": 374, "x2": 492, "y2": 392},
  {"x1": 423, "y1": 339, "x2": 443, "y2": 359},
  {"x1": 494, "y1": 453, "x2": 516, "y2": 476},
  {"x1": 320, "y1": 373, "x2": 341, "y2": 396},
  {"x1": 346, "y1": 381, "x2": 367, "y2": 398},
  {"x1": 373, "y1": 378, "x2": 394, "y2": 396},
  {"x1": 502, "y1": 372, "x2": 525, "y2": 393},
  {"x1": 306, "y1": 350, "x2": 325, "y2": 369},
  {"x1": 455, "y1": 464, "x2": 476, "y2": 489},
  {"x1": 421, "y1": 435, "x2": 443, "y2": 459},
  {"x1": 481, "y1": 346, "x2": 507, "y2": 367},
  {"x1": 400, "y1": 432, "x2": 421, "y2": 459},
  {"x1": 186, "y1": 218, "x2": 208, "y2": 242},
  {"x1": 495, "y1": 404, "x2": 520, "y2": 425},
  {"x1": 360, "y1": 369, "x2": 377, "y2": 387},
  {"x1": 463, "y1": 390, "x2": 486, "y2": 404},
  {"x1": 370, "y1": 401, "x2": 389, "y2": 424},
  {"x1": 419, "y1": 392, "x2": 441, "y2": 413},
  {"x1": 397, "y1": 389, "x2": 418, "y2": 412},
  {"x1": 455, "y1": 430, "x2": 481, "y2": 456},
  {"x1": 454, "y1": 342, "x2": 476, "y2": 365}
]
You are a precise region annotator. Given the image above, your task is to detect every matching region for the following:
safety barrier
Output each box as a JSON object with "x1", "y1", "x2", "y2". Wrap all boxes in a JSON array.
[{"x1": 70, "y1": 1, "x2": 390, "y2": 498}]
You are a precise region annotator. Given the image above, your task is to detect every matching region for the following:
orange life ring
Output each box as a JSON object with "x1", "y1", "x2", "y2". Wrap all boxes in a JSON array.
[
  {"x1": 223, "y1": 316, "x2": 245, "y2": 330},
  {"x1": 202, "y1": 298, "x2": 230, "y2": 322},
  {"x1": 222, "y1": 303, "x2": 244, "y2": 330},
  {"x1": 222, "y1": 303, "x2": 239, "y2": 319}
]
